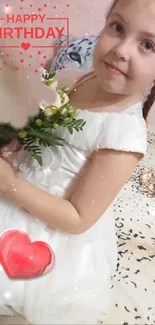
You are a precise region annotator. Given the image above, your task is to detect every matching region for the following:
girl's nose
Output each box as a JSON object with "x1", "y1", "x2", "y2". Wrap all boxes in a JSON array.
[{"x1": 113, "y1": 40, "x2": 131, "y2": 62}]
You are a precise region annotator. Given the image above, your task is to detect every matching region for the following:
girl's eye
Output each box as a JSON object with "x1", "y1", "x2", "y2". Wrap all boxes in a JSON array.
[
  {"x1": 111, "y1": 22, "x2": 124, "y2": 34},
  {"x1": 142, "y1": 41, "x2": 155, "y2": 53}
]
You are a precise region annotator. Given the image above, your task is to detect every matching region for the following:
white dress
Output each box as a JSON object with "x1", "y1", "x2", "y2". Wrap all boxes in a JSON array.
[{"x1": 0, "y1": 71, "x2": 147, "y2": 325}]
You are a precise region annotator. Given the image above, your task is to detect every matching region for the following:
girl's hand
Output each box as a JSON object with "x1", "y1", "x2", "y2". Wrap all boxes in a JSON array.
[
  {"x1": 0, "y1": 140, "x2": 21, "y2": 164},
  {"x1": 0, "y1": 141, "x2": 20, "y2": 199},
  {"x1": 0, "y1": 156, "x2": 17, "y2": 194}
]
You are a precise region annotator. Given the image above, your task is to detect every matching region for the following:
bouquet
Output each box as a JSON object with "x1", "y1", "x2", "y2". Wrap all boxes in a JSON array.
[{"x1": 0, "y1": 69, "x2": 86, "y2": 166}]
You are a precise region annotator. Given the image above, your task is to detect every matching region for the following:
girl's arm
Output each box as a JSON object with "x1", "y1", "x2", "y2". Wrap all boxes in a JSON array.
[{"x1": 0, "y1": 149, "x2": 142, "y2": 234}]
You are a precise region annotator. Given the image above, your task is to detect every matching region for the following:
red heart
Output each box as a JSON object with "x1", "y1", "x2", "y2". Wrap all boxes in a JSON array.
[
  {"x1": 0, "y1": 229, "x2": 55, "y2": 279},
  {"x1": 21, "y1": 42, "x2": 31, "y2": 50}
]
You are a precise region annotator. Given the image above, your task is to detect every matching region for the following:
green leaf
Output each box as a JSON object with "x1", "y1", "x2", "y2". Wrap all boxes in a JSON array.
[
  {"x1": 67, "y1": 126, "x2": 73, "y2": 134},
  {"x1": 35, "y1": 154, "x2": 43, "y2": 166}
]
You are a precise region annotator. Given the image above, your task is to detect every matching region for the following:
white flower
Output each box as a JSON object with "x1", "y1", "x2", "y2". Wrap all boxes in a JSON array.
[
  {"x1": 50, "y1": 106, "x2": 59, "y2": 114},
  {"x1": 54, "y1": 93, "x2": 62, "y2": 108},
  {"x1": 42, "y1": 78, "x2": 58, "y2": 89},
  {"x1": 44, "y1": 107, "x2": 53, "y2": 117},
  {"x1": 39, "y1": 93, "x2": 61, "y2": 110},
  {"x1": 44, "y1": 106, "x2": 60, "y2": 117},
  {"x1": 61, "y1": 107, "x2": 68, "y2": 115},
  {"x1": 62, "y1": 93, "x2": 69, "y2": 105},
  {"x1": 40, "y1": 68, "x2": 47, "y2": 75},
  {"x1": 40, "y1": 68, "x2": 48, "y2": 81},
  {"x1": 39, "y1": 100, "x2": 49, "y2": 111},
  {"x1": 46, "y1": 79, "x2": 58, "y2": 89},
  {"x1": 40, "y1": 68, "x2": 58, "y2": 89},
  {"x1": 59, "y1": 90, "x2": 69, "y2": 106}
]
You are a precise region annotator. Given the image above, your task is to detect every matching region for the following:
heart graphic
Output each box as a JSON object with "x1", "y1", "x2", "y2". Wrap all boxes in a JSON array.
[
  {"x1": 21, "y1": 42, "x2": 31, "y2": 50},
  {"x1": 0, "y1": 229, "x2": 55, "y2": 279}
]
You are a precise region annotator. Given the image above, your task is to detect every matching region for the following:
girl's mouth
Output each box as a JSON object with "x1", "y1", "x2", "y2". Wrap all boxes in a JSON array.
[{"x1": 104, "y1": 62, "x2": 126, "y2": 76}]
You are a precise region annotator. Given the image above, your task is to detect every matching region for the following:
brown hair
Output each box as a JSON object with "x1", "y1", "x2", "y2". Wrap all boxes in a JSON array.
[{"x1": 106, "y1": 0, "x2": 154, "y2": 121}]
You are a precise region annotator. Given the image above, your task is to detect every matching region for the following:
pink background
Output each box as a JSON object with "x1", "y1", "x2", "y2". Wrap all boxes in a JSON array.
[{"x1": 0, "y1": 0, "x2": 154, "y2": 128}]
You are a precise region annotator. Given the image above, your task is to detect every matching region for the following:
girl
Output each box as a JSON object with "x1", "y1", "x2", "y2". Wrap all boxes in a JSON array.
[{"x1": 0, "y1": 0, "x2": 154, "y2": 323}]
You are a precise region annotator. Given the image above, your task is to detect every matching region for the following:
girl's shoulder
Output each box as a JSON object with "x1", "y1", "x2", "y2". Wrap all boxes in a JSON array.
[{"x1": 57, "y1": 102, "x2": 147, "y2": 156}]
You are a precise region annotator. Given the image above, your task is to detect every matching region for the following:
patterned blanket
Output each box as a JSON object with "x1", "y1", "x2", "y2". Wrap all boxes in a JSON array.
[{"x1": 101, "y1": 129, "x2": 155, "y2": 325}]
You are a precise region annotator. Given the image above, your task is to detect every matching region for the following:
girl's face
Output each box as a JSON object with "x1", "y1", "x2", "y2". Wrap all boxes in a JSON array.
[{"x1": 93, "y1": 0, "x2": 155, "y2": 96}]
